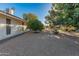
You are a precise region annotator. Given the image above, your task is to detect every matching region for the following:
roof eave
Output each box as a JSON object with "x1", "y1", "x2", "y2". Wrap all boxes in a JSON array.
[{"x1": 0, "y1": 10, "x2": 26, "y2": 22}]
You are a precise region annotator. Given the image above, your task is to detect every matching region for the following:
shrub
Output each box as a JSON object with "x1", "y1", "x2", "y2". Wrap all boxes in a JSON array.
[{"x1": 27, "y1": 19, "x2": 44, "y2": 31}]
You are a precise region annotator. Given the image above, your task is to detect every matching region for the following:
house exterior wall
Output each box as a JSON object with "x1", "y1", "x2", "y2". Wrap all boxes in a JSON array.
[
  {"x1": 0, "y1": 14, "x2": 26, "y2": 40},
  {"x1": 0, "y1": 15, "x2": 6, "y2": 40}
]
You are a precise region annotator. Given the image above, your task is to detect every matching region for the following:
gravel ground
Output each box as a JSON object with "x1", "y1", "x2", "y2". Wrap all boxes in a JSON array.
[{"x1": 0, "y1": 32, "x2": 79, "y2": 56}]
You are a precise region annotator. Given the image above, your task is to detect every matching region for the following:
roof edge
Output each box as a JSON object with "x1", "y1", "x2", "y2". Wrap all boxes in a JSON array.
[{"x1": 0, "y1": 10, "x2": 26, "y2": 22}]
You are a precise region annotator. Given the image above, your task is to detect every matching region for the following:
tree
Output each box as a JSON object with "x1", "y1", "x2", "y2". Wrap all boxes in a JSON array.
[
  {"x1": 23, "y1": 13, "x2": 38, "y2": 21},
  {"x1": 45, "y1": 3, "x2": 79, "y2": 31},
  {"x1": 27, "y1": 19, "x2": 44, "y2": 31},
  {"x1": 23, "y1": 13, "x2": 44, "y2": 31}
]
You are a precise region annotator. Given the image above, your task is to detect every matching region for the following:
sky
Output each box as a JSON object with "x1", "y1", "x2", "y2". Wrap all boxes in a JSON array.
[{"x1": 0, "y1": 3, "x2": 52, "y2": 23}]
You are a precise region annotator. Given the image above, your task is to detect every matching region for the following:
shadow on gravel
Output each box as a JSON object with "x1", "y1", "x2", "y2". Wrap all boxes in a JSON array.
[{"x1": 0, "y1": 32, "x2": 26, "y2": 44}]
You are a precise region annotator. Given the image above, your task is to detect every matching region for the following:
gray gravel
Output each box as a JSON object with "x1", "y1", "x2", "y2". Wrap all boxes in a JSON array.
[{"x1": 0, "y1": 32, "x2": 79, "y2": 56}]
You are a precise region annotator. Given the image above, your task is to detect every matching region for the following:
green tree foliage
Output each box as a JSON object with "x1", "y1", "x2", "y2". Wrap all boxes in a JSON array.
[
  {"x1": 23, "y1": 13, "x2": 44, "y2": 31},
  {"x1": 45, "y1": 3, "x2": 79, "y2": 31},
  {"x1": 23, "y1": 13, "x2": 38, "y2": 21},
  {"x1": 27, "y1": 19, "x2": 44, "y2": 31}
]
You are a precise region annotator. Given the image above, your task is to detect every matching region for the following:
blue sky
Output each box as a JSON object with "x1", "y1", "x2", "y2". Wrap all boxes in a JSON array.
[{"x1": 0, "y1": 3, "x2": 52, "y2": 23}]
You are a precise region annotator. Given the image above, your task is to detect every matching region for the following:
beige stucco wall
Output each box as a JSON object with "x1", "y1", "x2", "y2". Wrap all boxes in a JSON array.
[
  {"x1": 0, "y1": 13, "x2": 27, "y2": 40},
  {"x1": 0, "y1": 14, "x2": 6, "y2": 40}
]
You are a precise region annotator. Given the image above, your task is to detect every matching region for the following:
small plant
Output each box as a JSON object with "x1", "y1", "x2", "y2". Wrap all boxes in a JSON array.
[{"x1": 53, "y1": 29, "x2": 59, "y2": 34}]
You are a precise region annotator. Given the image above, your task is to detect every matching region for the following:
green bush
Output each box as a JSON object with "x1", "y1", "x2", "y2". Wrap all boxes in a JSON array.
[
  {"x1": 27, "y1": 19, "x2": 44, "y2": 31},
  {"x1": 53, "y1": 29, "x2": 59, "y2": 34}
]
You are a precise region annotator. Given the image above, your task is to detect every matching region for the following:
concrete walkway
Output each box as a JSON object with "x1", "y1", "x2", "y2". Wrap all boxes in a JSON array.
[{"x1": 0, "y1": 32, "x2": 79, "y2": 56}]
